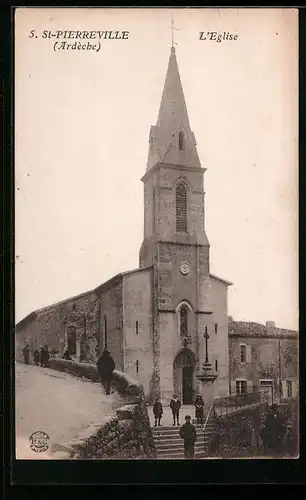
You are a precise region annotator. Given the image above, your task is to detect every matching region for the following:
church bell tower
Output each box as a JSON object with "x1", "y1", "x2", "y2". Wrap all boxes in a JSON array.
[{"x1": 139, "y1": 47, "x2": 223, "y2": 404}]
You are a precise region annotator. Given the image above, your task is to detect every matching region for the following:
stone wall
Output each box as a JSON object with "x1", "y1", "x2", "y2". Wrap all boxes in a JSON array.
[
  {"x1": 208, "y1": 405, "x2": 263, "y2": 457},
  {"x1": 208, "y1": 401, "x2": 298, "y2": 458},
  {"x1": 123, "y1": 269, "x2": 154, "y2": 399},
  {"x1": 15, "y1": 290, "x2": 101, "y2": 363},
  {"x1": 47, "y1": 359, "x2": 156, "y2": 460}
]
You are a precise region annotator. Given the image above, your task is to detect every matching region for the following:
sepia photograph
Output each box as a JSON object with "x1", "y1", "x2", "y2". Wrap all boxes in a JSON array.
[{"x1": 14, "y1": 7, "x2": 299, "y2": 461}]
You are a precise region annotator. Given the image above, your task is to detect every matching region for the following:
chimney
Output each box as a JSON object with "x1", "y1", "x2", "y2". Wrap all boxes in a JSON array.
[
  {"x1": 266, "y1": 321, "x2": 275, "y2": 328},
  {"x1": 228, "y1": 316, "x2": 233, "y2": 322}
]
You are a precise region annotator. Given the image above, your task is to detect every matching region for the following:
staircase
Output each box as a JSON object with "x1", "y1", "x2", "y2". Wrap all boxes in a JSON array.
[{"x1": 151, "y1": 418, "x2": 215, "y2": 459}]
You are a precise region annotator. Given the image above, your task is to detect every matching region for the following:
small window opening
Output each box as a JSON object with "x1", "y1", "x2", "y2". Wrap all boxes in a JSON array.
[
  {"x1": 179, "y1": 131, "x2": 185, "y2": 151},
  {"x1": 240, "y1": 345, "x2": 246, "y2": 363}
]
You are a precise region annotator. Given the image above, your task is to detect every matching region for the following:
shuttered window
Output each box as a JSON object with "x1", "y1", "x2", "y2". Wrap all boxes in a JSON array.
[
  {"x1": 240, "y1": 344, "x2": 246, "y2": 363},
  {"x1": 236, "y1": 380, "x2": 247, "y2": 395},
  {"x1": 176, "y1": 183, "x2": 187, "y2": 232}
]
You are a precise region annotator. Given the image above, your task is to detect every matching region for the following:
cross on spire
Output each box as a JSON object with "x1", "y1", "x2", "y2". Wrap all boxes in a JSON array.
[{"x1": 171, "y1": 13, "x2": 180, "y2": 49}]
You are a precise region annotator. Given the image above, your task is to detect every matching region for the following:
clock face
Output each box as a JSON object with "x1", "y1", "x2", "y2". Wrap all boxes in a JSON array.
[{"x1": 180, "y1": 262, "x2": 190, "y2": 275}]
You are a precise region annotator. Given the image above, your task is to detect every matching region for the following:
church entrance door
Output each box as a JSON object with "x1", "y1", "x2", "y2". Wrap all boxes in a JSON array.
[
  {"x1": 173, "y1": 348, "x2": 196, "y2": 405},
  {"x1": 182, "y1": 366, "x2": 193, "y2": 404}
]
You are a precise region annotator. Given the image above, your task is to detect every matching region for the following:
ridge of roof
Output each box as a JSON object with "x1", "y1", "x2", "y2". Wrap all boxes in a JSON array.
[{"x1": 228, "y1": 320, "x2": 298, "y2": 338}]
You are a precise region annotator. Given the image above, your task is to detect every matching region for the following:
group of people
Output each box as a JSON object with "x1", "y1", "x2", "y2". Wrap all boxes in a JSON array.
[
  {"x1": 152, "y1": 393, "x2": 205, "y2": 460},
  {"x1": 153, "y1": 395, "x2": 292, "y2": 459},
  {"x1": 22, "y1": 343, "x2": 50, "y2": 367},
  {"x1": 153, "y1": 393, "x2": 205, "y2": 427}
]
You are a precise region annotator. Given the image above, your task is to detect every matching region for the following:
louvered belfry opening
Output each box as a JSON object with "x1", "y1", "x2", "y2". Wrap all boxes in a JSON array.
[{"x1": 176, "y1": 183, "x2": 187, "y2": 232}]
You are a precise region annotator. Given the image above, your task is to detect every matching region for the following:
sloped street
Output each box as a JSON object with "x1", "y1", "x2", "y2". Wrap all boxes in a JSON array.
[{"x1": 15, "y1": 362, "x2": 123, "y2": 459}]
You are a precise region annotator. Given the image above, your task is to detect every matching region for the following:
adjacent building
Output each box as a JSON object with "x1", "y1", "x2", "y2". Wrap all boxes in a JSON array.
[{"x1": 228, "y1": 318, "x2": 298, "y2": 404}]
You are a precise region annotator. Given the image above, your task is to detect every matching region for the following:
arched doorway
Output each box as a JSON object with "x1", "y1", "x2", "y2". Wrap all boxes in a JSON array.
[{"x1": 173, "y1": 348, "x2": 196, "y2": 405}]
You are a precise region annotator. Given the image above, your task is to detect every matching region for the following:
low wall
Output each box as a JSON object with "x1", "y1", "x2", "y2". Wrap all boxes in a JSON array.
[
  {"x1": 208, "y1": 404, "x2": 264, "y2": 457},
  {"x1": 47, "y1": 358, "x2": 156, "y2": 460},
  {"x1": 208, "y1": 401, "x2": 298, "y2": 458}
]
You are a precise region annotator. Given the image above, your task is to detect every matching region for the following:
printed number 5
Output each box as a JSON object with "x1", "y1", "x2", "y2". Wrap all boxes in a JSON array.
[{"x1": 29, "y1": 30, "x2": 35, "y2": 38}]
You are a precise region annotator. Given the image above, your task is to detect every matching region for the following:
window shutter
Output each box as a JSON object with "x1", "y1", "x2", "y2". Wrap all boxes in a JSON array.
[
  {"x1": 247, "y1": 380, "x2": 253, "y2": 393},
  {"x1": 281, "y1": 380, "x2": 286, "y2": 399},
  {"x1": 231, "y1": 380, "x2": 237, "y2": 396},
  {"x1": 246, "y1": 345, "x2": 252, "y2": 363},
  {"x1": 291, "y1": 380, "x2": 297, "y2": 399}
]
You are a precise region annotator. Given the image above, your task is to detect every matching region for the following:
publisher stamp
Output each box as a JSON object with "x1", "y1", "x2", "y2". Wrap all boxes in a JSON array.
[{"x1": 29, "y1": 431, "x2": 50, "y2": 453}]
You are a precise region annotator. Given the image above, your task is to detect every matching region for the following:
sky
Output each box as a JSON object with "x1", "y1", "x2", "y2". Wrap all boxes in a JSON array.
[{"x1": 15, "y1": 8, "x2": 298, "y2": 329}]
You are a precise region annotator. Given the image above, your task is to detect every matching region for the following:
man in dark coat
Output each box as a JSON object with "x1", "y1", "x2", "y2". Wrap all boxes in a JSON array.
[
  {"x1": 39, "y1": 345, "x2": 50, "y2": 367},
  {"x1": 179, "y1": 415, "x2": 197, "y2": 459},
  {"x1": 260, "y1": 403, "x2": 286, "y2": 457},
  {"x1": 33, "y1": 349, "x2": 40, "y2": 366},
  {"x1": 22, "y1": 344, "x2": 30, "y2": 364},
  {"x1": 96, "y1": 349, "x2": 115, "y2": 395},
  {"x1": 170, "y1": 394, "x2": 181, "y2": 426},
  {"x1": 153, "y1": 397, "x2": 163, "y2": 426}
]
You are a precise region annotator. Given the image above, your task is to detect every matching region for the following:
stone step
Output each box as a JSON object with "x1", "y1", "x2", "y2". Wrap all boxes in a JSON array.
[
  {"x1": 151, "y1": 425, "x2": 203, "y2": 432},
  {"x1": 154, "y1": 435, "x2": 206, "y2": 444},
  {"x1": 155, "y1": 443, "x2": 205, "y2": 452},
  {"x1": 152, "y1": 429, "x2": 206, "y2": 436},
  {"x1": 151, "y1": 427, "x2": 206, "y2": 436},
  {"x1": 153, "y1": 432, "x2": 211, "y2": 440},
  {"x1": 157, "y1": 451, "x2": 208, "y2": 460},
  {"x1": 154, "y1": 436, "x2": 207, "y2": 444}
]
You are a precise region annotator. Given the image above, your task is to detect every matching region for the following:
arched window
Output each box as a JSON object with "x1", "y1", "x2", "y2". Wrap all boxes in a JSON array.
[
  {"x1": 67, "y1": 325, "x2": 77, "y2": 355},
  {"x1": 179, "y1": 131, "x2": 185, "y2": 151},
  {"x1": 180, "y1": 306, "x2": 188, "y2": 337},
  {"x1": 176, "y1": 183, "x2": 187, "y2": 233}
]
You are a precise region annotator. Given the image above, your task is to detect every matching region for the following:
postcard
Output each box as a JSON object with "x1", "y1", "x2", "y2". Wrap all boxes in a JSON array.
[{"x1": 14, "y1": 7, "x2": 298, "y2": 461}]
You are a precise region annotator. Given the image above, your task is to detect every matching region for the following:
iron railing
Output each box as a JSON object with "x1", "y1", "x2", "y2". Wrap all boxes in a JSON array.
[
  {"x1": 213, "y1": 391, "x2": 261, "y2": 416},
  {"x1": 203, "y1": 400, "x2": 214, "y2": 434}
]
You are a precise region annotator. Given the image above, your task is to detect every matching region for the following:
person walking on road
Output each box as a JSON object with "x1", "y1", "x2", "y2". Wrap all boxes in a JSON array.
[
  {"x1": 22, "y1": 343, "x2": 30, "y2": 365},
  {"x1": 33, "y1": 349, "x2": 40, "y2": 366},
  {"x1": 170, "y1": 394, "x2": 181, "y2": 426},
  {"x1": 179, "y1": 415, "x2": 197, "y2": 459},
  {"x1": 96, "y1": 349, "x2": 115, "y2": 395}
]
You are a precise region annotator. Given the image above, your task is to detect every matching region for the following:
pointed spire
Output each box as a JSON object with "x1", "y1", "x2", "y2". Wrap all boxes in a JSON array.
[{"x1": 146, "y1": 47, "x2": 201, "y2": 172}]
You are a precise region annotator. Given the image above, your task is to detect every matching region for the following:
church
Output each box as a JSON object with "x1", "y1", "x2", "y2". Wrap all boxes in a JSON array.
[{"x1": 15, "y1": 46, "x2": 232, "y2": 405}]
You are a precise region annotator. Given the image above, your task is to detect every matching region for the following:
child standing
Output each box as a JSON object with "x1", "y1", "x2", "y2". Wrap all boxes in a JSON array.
[{"x1": 170, "y1": 394, "x2": 181, "y2": 426}]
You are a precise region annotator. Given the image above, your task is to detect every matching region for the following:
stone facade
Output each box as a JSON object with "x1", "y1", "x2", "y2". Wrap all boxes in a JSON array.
[{"x1": 229, "y1": 320, "x2": 298, "y2": 403}]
